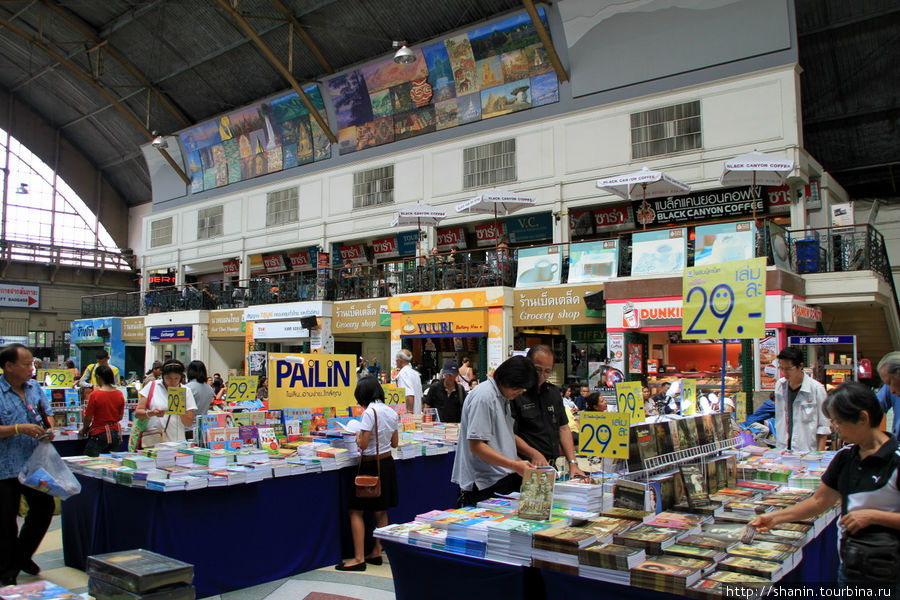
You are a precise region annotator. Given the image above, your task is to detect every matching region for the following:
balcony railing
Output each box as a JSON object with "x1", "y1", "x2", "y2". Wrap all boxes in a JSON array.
[
  {"x1": 1, "y1": 237, "x2": 133, "y2": 271},
  {"x1": 81, "y1": 221, "x2": 899, "y2": 318}
]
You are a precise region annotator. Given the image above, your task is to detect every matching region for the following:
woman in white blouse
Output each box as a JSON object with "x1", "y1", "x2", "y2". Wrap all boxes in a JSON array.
[
  {"x1": 135, "y1": 359, "x2": 197, "y2": 443},
  {"x1": 336, "y1": 377, "x2": 399, "y2": 571}
]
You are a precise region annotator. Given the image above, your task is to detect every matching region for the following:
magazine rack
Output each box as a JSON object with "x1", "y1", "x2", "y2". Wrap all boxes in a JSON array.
[{"x1": 620, "y1": 435, "x2": 742, "y2": 481}]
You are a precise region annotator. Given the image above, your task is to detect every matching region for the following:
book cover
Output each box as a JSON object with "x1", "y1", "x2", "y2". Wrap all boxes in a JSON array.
[
  {"x1": 706, "y1": 460, "x2": 719, "y2": 495},
  {"x1": 697, "y1": 415, "x2": 716, "y2": 446},
  {"x1": 634, "y1": 424, "x2": 657, "y2": 468},
  {"x1": 628, "y1": 426, "x2": 643, "y2": 473},
  {"x1": 517, "y1": 466, "x2": 556, "y2": 521},
  {"x1": 714, "y1": 458, "x2": 728, "y2": 492},
  {"x1": 652, "y1": 474, "x2": 677, "y2": 510},
  {"x1": 579, "y1": 542, "x2": 646, "y2": 570},
  {"x1": 680, "y1": 463, "x2": 710, "y2": 508},
  {"x1": 706, "y1": 569, "x2": 772, "y2": 585},
  {"x1": 664, "y1": 543, "x2": 724, "y2": 562},
  {"x1": 654, "y1": 422, "x2": 673, "y2": 455},
  {"x1": 727, "y1": 543, "x2": 793, "y2": 564},
  {"x1": 677, "y1": 417, "x2": 699, "y2": 450},
  {"x1": 614, "y1": 479, "x2": 651, "y2": 512},
  {"x1": 601, "y1": 507, "x2": 654, "y2": 521},
  {"x1": 257, "y1": 426, "x2": 279, "y2": 454},
  {"x1": 678, "y1": 534, "x2": 738, "y2": 552},
  {"x1": 710, "y1": 412, "x2": 725, "y2": 442},
  {"x1": 718, "y1": 555, "x2": 783, "y2": 580}
]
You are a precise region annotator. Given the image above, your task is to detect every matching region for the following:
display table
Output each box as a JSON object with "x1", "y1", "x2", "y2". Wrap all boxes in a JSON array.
[
  {"x1": 53, "y1": 435, "x2": 129, "y2": 457},
  {"x1": 62, "y1": 452, "x2": 458, "y2": 598},
  {"x1": 381, "y1": 519, "x2": 840, "y2": 600}
]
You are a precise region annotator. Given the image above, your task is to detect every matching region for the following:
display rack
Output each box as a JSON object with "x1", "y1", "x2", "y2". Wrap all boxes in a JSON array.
[{"x1": 620, "y1": 435, "x2": 743, "y2": 481}]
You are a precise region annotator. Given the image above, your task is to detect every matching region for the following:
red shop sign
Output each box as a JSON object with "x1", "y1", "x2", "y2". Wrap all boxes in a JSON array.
[
  {"x1": 594, "y1": 204, "x2": 633, "y2": 232},
  {"x1": 372, "y1": 236, "x2": 399, "y2": 259},
  {"x1": 436, "y1": 227, "x2": 467, "y2": 251},
  {"x1": 474, "y1": 223, "x2": 503, "y2": 248},
  {"x1": 288, "y1": 252, "x2": 312, "y2": 270},
  {"x1": 222, "y1": 260, "x2": 240, "y2": 275},
  {"x1": 263, "y1": 254, "x2": 287, "y2": 273},
  {"x1": 339, "y1": 244, "x2": 367, "y2": 263}
]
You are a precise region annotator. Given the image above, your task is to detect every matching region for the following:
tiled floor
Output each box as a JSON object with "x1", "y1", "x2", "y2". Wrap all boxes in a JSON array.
[{"x1": 21, "y1": 515, "x2": 396, "y2": 600}]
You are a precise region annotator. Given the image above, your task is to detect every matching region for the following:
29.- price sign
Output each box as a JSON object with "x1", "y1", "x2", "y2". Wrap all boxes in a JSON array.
[
  {"x1": 227, "y1": 376, "x2": 258, "y2": 402},
  {"x1": 615, "y1": 381, "x2": 646, "y2": 422},
  {"x1": 682, "y1": 258, "x2": 766, "y2": 339},
  {"x1": 45, "y1": 369, "x2": 75, "y2": 388},
  {"x1": 579, "y1": 412, "x2": 630, "y2": 458},
  {"x1": 166, "y1": 387, "x2": 186, "y2": 415},
  {"x1": 382, "y1": 384, "x2": 405, "y2": 405},
  {"x1": 681, "y1": 379, "x2": 697, "y2": 415},
  {"x1": 736, "y1": 392, "x2": 747, "y2": 423}
]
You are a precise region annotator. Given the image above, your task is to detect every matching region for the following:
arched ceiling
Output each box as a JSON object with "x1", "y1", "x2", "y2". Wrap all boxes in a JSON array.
[{"x1": 0, "y1": 0, "x2": 897, "y2": 208}]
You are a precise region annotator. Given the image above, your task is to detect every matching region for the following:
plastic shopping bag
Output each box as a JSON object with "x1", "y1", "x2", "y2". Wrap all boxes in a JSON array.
[{"x1": 18, "y1": 441, "x2": 82, "y2": 500}]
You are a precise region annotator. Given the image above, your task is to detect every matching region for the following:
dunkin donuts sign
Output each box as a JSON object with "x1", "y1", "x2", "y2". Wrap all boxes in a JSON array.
[{"x1": 609, "y1": 299, "x2": 683, "y2": 330}]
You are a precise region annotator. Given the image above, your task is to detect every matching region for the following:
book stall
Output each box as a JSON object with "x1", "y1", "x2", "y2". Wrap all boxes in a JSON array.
[
  {"x1": 59, "y1": 363, "x2": 460, "y2": 598},
  {"x1": 374, "y1": 407, "x2": 841, "y2": 600}
]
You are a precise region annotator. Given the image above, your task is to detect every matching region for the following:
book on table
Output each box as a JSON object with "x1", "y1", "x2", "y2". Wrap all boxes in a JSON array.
[
  {"x1": 680, "y1": 463, "x2": 711, "y2": 508},
  {"x1": 631, "y1": 554, "x2": 713, "y2": 594},
  {"x1": 579, "y1": 542, "x2": 646, "y2": 570},
  {"x1": 717, "y1": 555, "x2": 785, "y2": 581},
  {"x1": 613, "y1": 524, "x2": 682, "y2": 554},
  {"x1": 517, "y1": 466, "x2": 556, "y2": 521}
]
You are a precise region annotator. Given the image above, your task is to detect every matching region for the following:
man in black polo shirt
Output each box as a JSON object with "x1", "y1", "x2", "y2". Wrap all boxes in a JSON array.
[
  {"x1": 424, "y1": 360, "x2": 466, "y2": 423},
  {"x1": 511, "y1": 345, "x2": 585, "y2": 479}
]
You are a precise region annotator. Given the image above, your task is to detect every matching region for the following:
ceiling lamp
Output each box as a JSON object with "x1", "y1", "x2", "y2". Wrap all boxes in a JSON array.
[{"x1": 392, "y1": 41, "x2": 415, "y2": 65}]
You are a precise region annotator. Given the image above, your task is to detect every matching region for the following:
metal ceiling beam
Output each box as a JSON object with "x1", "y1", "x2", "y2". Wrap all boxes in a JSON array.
[
  {"x1": 797, "y1": 6, "x2": 900, "y2": 37},
  {"x1": 0, "y1": 16, "x2": 191, "y2": 186},
  {"x1": 269, "y1": 0, "x2": 333, "y2": 74},
  {"x1": 521, "y1": 0, "x2": 568, "y2": 83},
  {"x1": 214, "y1": 0, "x2": 337, "y2": 143},
  {"x1": 39, "y1": 0, "x2": 190, "y2": 127}
]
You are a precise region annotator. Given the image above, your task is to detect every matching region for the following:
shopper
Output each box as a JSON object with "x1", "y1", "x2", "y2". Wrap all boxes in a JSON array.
[
  {"x1": 336, "y1": 377, "x2": 399, "y2": 571},
  {"x1": 642, "y1": 386, "x2": 658, "y2": 416},
  {"x1": 211, "y1": 373, "x2": 226, "y2": 403},
  {"x1": 143, "y1": 361, "x2": 163, "y2": 385},
  {"x1": 511, "y1": 345, "x2": 586, "y2": 479},
  {"x1": 357, "y1": 357, "x2": 371, "y2": 379},
  {"x1": 256, "y1": 377, "x2": 268, "y2": 406},
  {"x1": 457, "y1": 357, "x2": 474, "y2": 391},
  {"x1": 186, "y1": 360, "x2": 214, "y2": 436},
  {"x1": 77, "y1": 349, "x2": 121, "y2": 391},
  {"x1": 575, "y1": 385, "x2": 590, "y2": 411},
  {"x1": 65, "y1": 359, "x2": 79, "y2": 380},
  {"x1": 80, "y1": 365, "x2": 125, "y2": 456},
  {"x1": 751, "y1": 382, "x2": 900, "y2": 588},
  {"x1": 367, "y1": 357, "x2": 381, "y2": 380},
  {"x1": 562, "y1": 386, "x2": 578, "y2": 413},
  {"x1": 584, "y1": 392, "x2": 608, "y2": 412},
  {"x1": 774, "y1": 346, "x2": 830, "y2": 452},
  {"x1": 424, "y1": 360, "x2": 467, "y2": 423},
  {"x1": 876, "y1": 352, "x2": 900, "y2": 439},
  {"x1": 452, "y1": 355, "x2": 536, "y2": 506},
  {"x1": 0, "y1": 343, "x2": 55, "y2": 584},
  {"x1": 135, "y1": 359, "x2": 197, "y2": 443},
  {"x1": 394, "y1": 349, "x2": 423, "y2": 414}
]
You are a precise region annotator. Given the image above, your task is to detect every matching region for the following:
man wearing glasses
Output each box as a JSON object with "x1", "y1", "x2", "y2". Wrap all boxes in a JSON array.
[
  {"x1": 510, "y1": 345, "x2": 586, "y2": 479},
  {"x1": 876, "y1": 352, "x2": 900, "y2": 439},
  {"x1": 773, "y1": 347, "x2": 829, "y2": 452}
]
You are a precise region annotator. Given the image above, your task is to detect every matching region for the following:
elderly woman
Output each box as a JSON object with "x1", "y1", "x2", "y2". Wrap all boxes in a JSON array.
[
  {"x1": 336, "y1": 377, "x2": 399, "y2": 571},
  {"x1": 135, "y1": 359, "x2": 197, "y2": 444},
  {"x1": 751, "y1": 382, "x2": 900, "y2": 588}
]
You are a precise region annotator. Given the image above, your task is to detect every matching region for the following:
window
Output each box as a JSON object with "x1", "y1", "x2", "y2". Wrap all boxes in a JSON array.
[
  {"x1": 197, "y1": 205, "x2": 224, "y2": 240},
  {"x1": 353, "y1": 166, "x2": 394, "y2": 208},
  {"x1": 631, "y1": 101, "x2": 701, "y2": 159},
  {"x1": 266, "y1": 187, "x2": 299, "y2": 226},
  {"x1": 150, "y1": 217, "x2": 173, "y2": 248},
  {"x1": 463, "y1": 139, "x2": 516, "y2": 190},
  {"x1": 28, "y1": 331, "x2": 54, "y2": 347}
]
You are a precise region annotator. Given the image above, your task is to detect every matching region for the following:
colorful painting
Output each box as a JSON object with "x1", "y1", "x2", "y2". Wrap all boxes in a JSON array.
[
  {"x1": 481, "y1": 80, "x2": 531, "y2": 119},
  {"x1": 531, "y1": 72, "x2": 559, "y2": 107}
]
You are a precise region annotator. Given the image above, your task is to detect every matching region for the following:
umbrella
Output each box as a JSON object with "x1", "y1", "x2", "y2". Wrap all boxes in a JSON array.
[
  {"x1": 455, "y1": 189, "x2": 536, "y2": 242},
  {"x1": 719, "y1": 151, "x2": 794, "y2": 220},
  {"x1": 391, "y1": 203, "x2": 446, "y2": 256},
  {"x1": 596, "y1": 167, "x2": 691, "y2": 228}
]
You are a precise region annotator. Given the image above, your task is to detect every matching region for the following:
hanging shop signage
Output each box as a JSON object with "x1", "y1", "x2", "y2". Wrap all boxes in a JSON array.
[
  {"x1": 632, "y1": 185, "x2": 764, "y2": 227},
  {"x1": 268, "y1": 352, "x2": 356, "y2": 410},
  {"x1": 594, "y1": 204, "x2": 633, "y2": 233},
  {"x1": 571, "y1": 325, "x2": 606, "y2": 342},
  {"x1": 506, "y1": 212, "x2": 552, "y2": 244},
  {"x1": 147, "y1": 272, "x2": 176, "y2": 288},
  {"x1": 474, "y1": 222, "x2": 503, "y2": 248},
  {"x1": 244, "y1": 301, "x2": 325, "y2": 322},
  {"x1": 0, "y1": 283, "x2": 40, "y2": 309},
  {"x1": 397, "y1": 231, "x2": 420, "y2": 256},
  {"x1": 372, "y1": 236, "x2": 399, "y2": 260},
  {"x1": 248, "y1": 254, "x2": 265, "y2": 275},
  {"x1": 791, "y1": 301, "x2": 822, "y2": 326},
  {"x1": 121, "y1": 317, "x2": 145, "y2": 342},
  {"x1": 569, "y1": 210, "x2": 594, "y2": 237},
  {"x1": 758, "y1": 328, "x2": 779, "y2": 391},
  {"x1": 288, "y1": 251, "x2": 313, "y2": 270},
  {"x1": 263, "y1": 253, "x2": 287, "y2": 273},
  {"x1": 223, "y1": 260, "x2": 240, "y2": 275},
  {"x1": 436, "y1": 227, "x2": 467, "y2": 251},
  {"x1": 333, "y1": 300, "x2": 389, "y2": 333},
  {"x1": 579, "y1": 412, "x2": 630, "y2": 458},
  {"x1": 338, "y1": 244, "x2": 367, "y2": 264},
  {"x1": 682, "y1": 257, "x2": 766, "y2": 340},
  {"x1": 209, "y1": 309, "x2": 245, "y2": 338},
  {"x1": 514, "y1": 284, "x2": 603, "y2": 326},
  {"x1": 71, "y1": 318, "x2": 115, "y2": 344},
  {"x1": 608, "y1": 299, "x2": 683, "y2": 330},
  {"x1": 149, "y1": 326, "x2": 192, "y2": 343},
  {"x1": 789, "y1": 335, "x2": 855, "y2": 345},
  {"x1": 253, "y1": 321, "x2": 309, "y2": 339},
  {"x1": 396, "y1": 310, "x2": 486, "y2": 338},
  {"x1": 766, "y1": 186, "x2": 791, "y2": 214}
]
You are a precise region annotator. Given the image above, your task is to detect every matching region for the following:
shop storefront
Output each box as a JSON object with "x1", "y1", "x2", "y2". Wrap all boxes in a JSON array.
[
  {"x1": 243, "y1": 302, "x2": 333, "y2": 364},
  {"x1": 70, "y1": 317, "x2": 126, "y2": 377},
  {"x1": 144, "y1": 310, "x2": 210, "y2": 370},
  {"x1": 208, "y1": 309, "x2": 246, "y2": 377},
  {"x1": 120, "y1": 316, "x2": 146, "y2": 381},
  {"x1": 332, "y1": 299, "x2": 391, "y2": 377}
]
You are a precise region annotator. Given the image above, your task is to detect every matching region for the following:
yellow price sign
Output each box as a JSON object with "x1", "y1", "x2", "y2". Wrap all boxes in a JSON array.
[
  {"x1": 166, "y1": 387, "x2": 186, "y2": 415},
  {"x1": 682, "y1": 257, "x2": 766, "y2": 340},
  {"x1": 615, "y1": 381, "x2": 645, "y2": 422},
  {"x1": 681, "y1": 379, "x2": 697, "y2": 415},
  {"x1": 579, "y1": 412, "x2": 630, "y2": 458},
  {"x1": 736, "y1": 392, "x2": 747, "y2": 423},
  {"x1": 382, "y1": 384, "x2": 405, "y2": 405},
  {"x1": 227, "y1": 376, "x2": 258, "y2": 402},
  {"x1": 45, "y1": 369, "x2": 75, "y2": 388}
]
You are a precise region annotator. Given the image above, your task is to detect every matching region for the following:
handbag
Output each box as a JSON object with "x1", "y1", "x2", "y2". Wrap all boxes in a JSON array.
[
  {"x1": 129, "y1": 381, "x2": 170, "y2": 451},
  {"x1": 354, "y1": 407, "x2": 382, "y2": 498},
  {"x1": 840, "y1": 530, "x2": 900, "y2": 582}
]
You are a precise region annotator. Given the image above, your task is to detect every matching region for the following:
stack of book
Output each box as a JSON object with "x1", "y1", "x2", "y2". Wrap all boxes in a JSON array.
[
  {"x1": 630, "y1": 555, "x2": 713, "y2": 595},
  {"x1": 485, "y1": 518, "x2": 555, "y2": 566},
  {"x1": 578, "y1": 542, "x2": 645, "y2": 584},
  {"x1": 0, "y1": 580, "x2": 82, "y2": 599},
  {"x1": 581, "y1": 516, "x2": 636, "y2": 544},
  {"x1": 531, "y1": 527, "x2": 597, "y2": 575},
  {"x1": 374, "y1": 522, "x2": 432, "y2": 545},
  {"x1": 553, "y1": 480, "x2": 606, "y2": 513},
  {"x1": 726, "y1": 540, "x2": 802, "y2": 571},
  {"x1": 86, "y1": 549, "x2": 194, "y2": 600},
  {"x1": 717, "y1": 554, "x2": 786, "y2": 581},
  {"x1": 613, "y1": 524, "x2": 684, "y2": 554},
  {"x1": 408, "y1": 526, "x2": 448, "y2": 550},
  {"x1": 687, "y1": 570, "x2": 771, "y2": 600},
  {"x1": 445, "y1": 518, "x2": 492, "y2": 557}
]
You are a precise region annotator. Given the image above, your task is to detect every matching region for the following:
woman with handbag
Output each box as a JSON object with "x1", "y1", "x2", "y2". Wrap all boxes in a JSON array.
[
  {"x1": 135, "y1": 360, "x2": 197, "y2": 445},
  {"x1": 751, "y1": 382, "x2": 900, "y2": 589},
  {"x1": 336, "y1": 377, "x2": 399, "y2": 571},
  {"x1": 80, "y1": 365, "x2": 125, "y2": 456}
]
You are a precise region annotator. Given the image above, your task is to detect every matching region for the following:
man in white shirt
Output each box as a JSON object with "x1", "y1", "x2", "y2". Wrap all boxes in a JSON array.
[
  {"x1": 394, "y1": 349, "x2": 423, "y2": 414},
  {"x1": 773, "y1": 347, "x2": 829, "y2": 453}
]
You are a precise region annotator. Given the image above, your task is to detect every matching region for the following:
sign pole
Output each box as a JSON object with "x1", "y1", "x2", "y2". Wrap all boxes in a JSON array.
[{"x1": 720, "y1": 339, "x2": 727, "y2": 412}]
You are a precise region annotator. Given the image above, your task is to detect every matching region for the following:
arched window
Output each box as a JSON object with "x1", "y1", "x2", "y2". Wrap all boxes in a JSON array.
[{"x1": 1, "y1": 126, "x2": 128, "y2": 269}]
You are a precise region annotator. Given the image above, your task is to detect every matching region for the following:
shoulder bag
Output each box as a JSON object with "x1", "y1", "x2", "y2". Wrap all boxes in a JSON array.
[
  {"x1": 130, "y1": 381, "x2": 170, "y2": 451},
  {"x1": 354, "y1": 407, "x2": 382, "y2": 498},
  {"x1": 840, "y1": 530, "x2": 900, "y2": 582}
]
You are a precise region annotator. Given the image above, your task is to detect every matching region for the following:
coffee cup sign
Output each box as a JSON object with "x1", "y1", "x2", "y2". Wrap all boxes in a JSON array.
[{"x1": 534, "y1": 259, "x2": 558, "y2": 281}]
